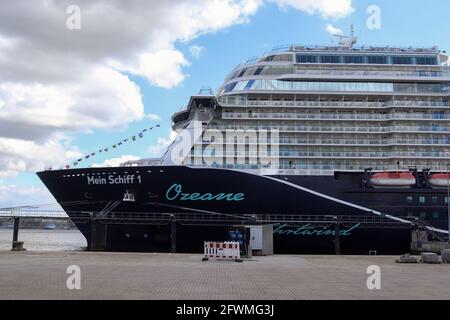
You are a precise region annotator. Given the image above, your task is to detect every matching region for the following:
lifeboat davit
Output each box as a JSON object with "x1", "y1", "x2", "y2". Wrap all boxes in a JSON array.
[
  {"x1": 369, "y1": 172, "x2": 416, "y2": 188},
  {"x1": 429, "y1": 173, "x2": 450, "y2": 189}
]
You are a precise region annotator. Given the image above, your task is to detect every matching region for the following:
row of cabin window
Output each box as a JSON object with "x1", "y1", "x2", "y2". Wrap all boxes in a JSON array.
[
  {"x1": 296, "y1": 54, "x2": 438, "y2": 65},
  {"x1": 413, "y1": 211, "x2": 443, "y2": 219},
  {"x1": 406, "y1": 195, "x2": 449, "y2": 204},
  {"x1": 223, "y1": 80, "x2": 450, "y2": 94}
]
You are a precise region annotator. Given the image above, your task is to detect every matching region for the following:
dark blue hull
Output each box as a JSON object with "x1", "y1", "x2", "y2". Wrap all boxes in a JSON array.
[{"x1": 37, "y1": 166, "x2": 448, "y2": 254}]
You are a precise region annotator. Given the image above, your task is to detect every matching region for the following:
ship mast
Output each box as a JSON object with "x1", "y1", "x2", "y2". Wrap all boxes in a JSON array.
[{"x1": 333, "y1": 24, "x2": 357, "y2": 49}]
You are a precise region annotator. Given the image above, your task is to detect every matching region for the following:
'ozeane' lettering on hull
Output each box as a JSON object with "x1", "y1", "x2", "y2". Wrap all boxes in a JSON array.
[
  {"x1": 87, "y1": 175, "x2": 142, "y2": 185},
  {"x1": 165, "y1": 183, "x2": 245, "y2": 202}
]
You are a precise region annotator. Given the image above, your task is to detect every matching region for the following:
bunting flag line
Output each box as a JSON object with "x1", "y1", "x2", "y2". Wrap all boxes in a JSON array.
[{"x1": 64, "y1": 123, "x2": 160, "y2": 169}]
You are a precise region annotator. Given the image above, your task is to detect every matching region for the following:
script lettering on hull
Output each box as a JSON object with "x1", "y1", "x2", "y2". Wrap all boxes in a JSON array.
[
  {"x1": 273, "y1": 223, "x2": 361, "y2": 236},
  {"x1": 165, "y1": 183, "x2": 245, "y2": 202}
]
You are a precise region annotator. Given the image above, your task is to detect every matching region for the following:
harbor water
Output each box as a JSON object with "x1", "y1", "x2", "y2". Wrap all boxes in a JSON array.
[{"x1": 0, "y1": 229, "x2": 86, "y2": 251}]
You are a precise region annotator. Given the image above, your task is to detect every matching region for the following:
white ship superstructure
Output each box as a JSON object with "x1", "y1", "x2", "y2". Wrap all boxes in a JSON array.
[{"x1": 168, "y1": 41, "x2": 450, "y2": 175}]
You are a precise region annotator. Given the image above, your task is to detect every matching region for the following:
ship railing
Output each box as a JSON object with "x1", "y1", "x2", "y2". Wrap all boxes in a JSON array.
[
  {"x1": 0, "y1": 210, "x2": 68, "y2": 218},
  {"x1": 69, "y1": 212, "x2": 418, "y2": 228},
  {"x1": 184, "y1": 162, "x2": 450, "y2": 173},
  {"x1": 220, "y1": 99, "x2": 450, "y2": 108},
  {"x1": 191, "y1": 150, "x2": 450, "y2": 158},
  {"x1": 255, "y1": 44, "x2": 438, "y2": 55},
  {"x1": 207, "y1": 125, "x2": 450, "y2": 133},
  {"x1": 121, "y1": 158, "x2": 162, "y2": 167},
  {"x1": 0, "y1": 210, "x2": 424, "y2": 229},
  {"x1": 222, "y1": 112, "x2": 450, "y2": 121},
  {"x1": 295, "y1": 69, "x2": 450, "y2": 78},
  {"x1": 274, "y1": 139, "x2": 450, "y2": 146},
  {"x1": 201, "y1": 138, "x2": 450, "y2": 145},
  {"x1": 290, "y1": 45, "x2": 439, "y2": 54}
]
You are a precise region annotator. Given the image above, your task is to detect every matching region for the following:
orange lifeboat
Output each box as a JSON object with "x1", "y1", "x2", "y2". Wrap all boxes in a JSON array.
[
  {"x1": 369, "y1": 172, "x2": 415, "y2": 188},
  {"x1": 429, "y1": 173, "x2": 450, "y2": 189}
]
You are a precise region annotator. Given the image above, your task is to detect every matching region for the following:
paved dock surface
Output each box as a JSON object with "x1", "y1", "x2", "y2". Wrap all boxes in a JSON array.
[{"x1": 0, "y1": 251, "x2": 449, "y2": 300}]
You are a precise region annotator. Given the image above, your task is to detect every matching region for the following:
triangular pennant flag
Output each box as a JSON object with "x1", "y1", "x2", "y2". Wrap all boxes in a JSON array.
[{"x1": 69, "y1": 125, "x2": 162, "y2": 168}]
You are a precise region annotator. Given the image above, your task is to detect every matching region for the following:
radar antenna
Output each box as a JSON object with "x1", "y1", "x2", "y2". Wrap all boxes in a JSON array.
[{"x1": 333, "y1": 24, "x2": 357, "y2": 49}]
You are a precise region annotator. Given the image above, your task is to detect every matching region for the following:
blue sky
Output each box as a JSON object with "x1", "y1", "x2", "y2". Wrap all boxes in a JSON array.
[{"x1": 1, "y1": 0, "x2": 450, "y2": 207}]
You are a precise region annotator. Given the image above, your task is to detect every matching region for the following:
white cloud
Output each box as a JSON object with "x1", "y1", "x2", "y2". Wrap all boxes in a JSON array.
[
  {"x1": 144, "y1": 113, "x2": 161, "y2": 121},
  {"x1": 0, "y1": 184, "x2": 57, "y2": 209},
  {"x1": 0, "y1": 66, "x2": 143, "y2": 175},
  {"x1": 148, "y1": 131, "x2": 177, "y2": 157},
  {"x1": 189, "y1": 45, "x2": 205, "y2": 58},
  {"x1": 325, "y1": 24, "x2": 343, "y2": 36},
  {"x1": 0, "y1": 67, "x2": 144, "y2": 136},
  {"x1": 0, "y1": 0, "x2": 261, "y2": 177},
  {"x1": 92, "y1": 155, "x2": 141, "y2": 168},
  {"x1": 0, "y1": 0, "x2": 353, "y2": 179},
  {"x1": 272, "y1": 0, "x2": 354, "y2": 18},
  {"x1": 0, "y1": 136, "x2": 82, "y2": 178},
  {"x1": 136, "y1": 49, "x2": 190, "y2": 88}
]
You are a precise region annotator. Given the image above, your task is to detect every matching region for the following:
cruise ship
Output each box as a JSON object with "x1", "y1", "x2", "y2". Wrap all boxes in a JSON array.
[{"x1": 38, "y1": 33, "x2": 450, "y2": 254}]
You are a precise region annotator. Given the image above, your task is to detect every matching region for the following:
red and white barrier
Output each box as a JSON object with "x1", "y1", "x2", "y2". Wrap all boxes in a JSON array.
[{"x1": 204, "y1": 241, "x2": 240, "y2": 260}]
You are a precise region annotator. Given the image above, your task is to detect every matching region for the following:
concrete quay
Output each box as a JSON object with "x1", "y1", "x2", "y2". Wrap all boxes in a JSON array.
[{"x1": 0, "y1": 251, "x2": 449, "y2": 300}]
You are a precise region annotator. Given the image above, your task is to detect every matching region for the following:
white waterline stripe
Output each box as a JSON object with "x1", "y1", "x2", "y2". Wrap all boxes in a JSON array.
[
  {"x1": 189, "y1": 166, "x2": 448, "y2": 235},
  {"x1": 262, "y1": 176, "x2": 409, "y2": 222},
  {"x1": 262, "y1": 175, "x2": 449, "y2": 235}
]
